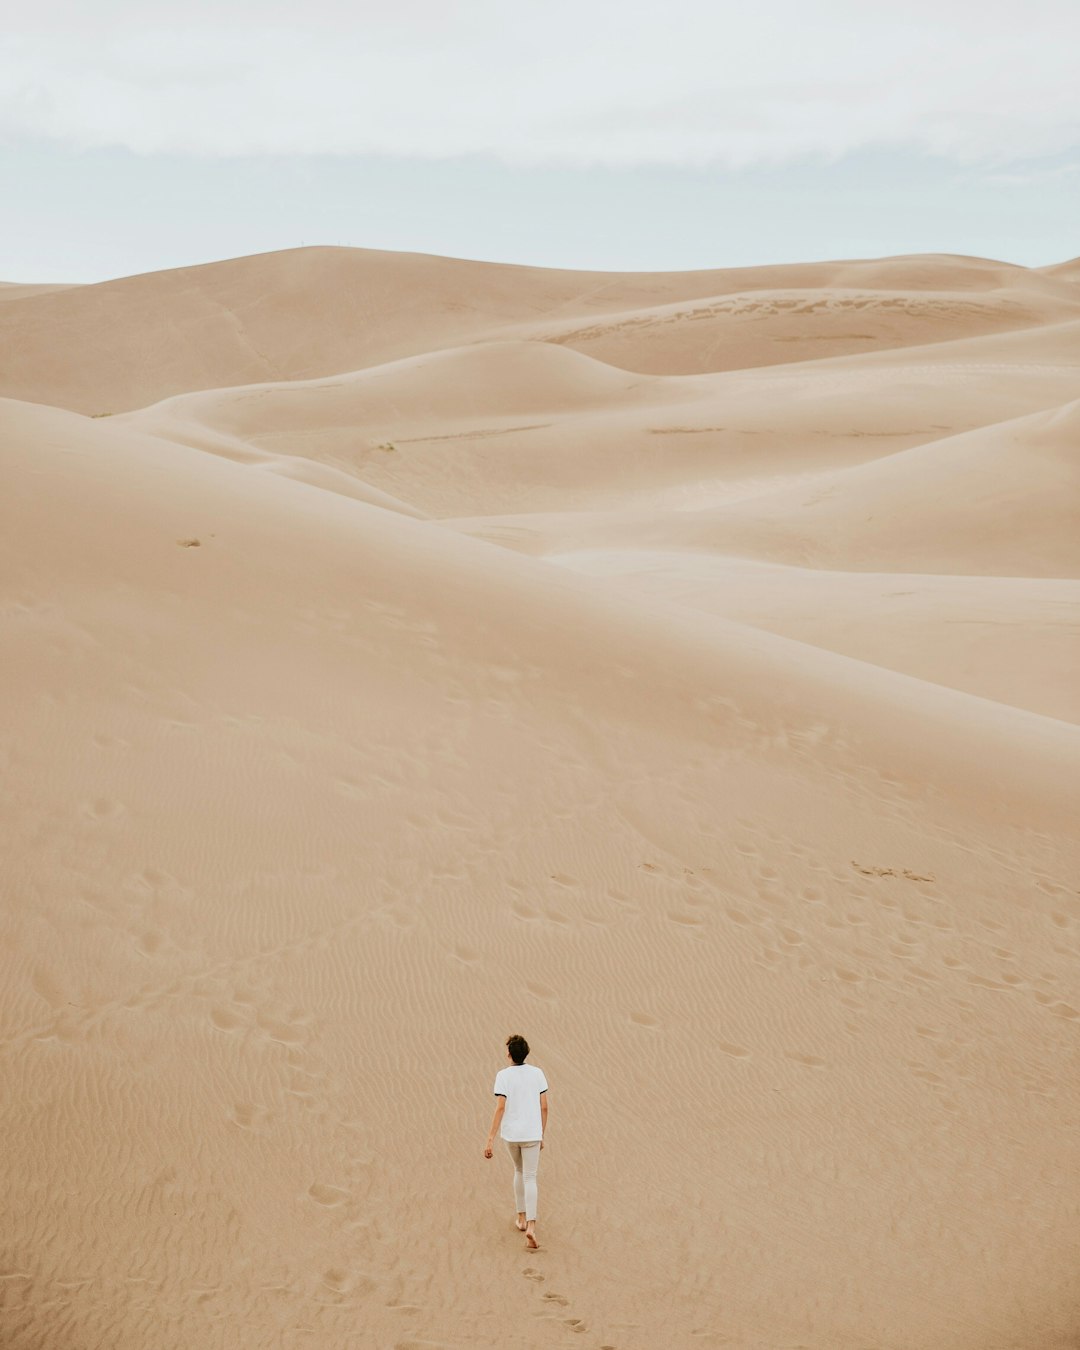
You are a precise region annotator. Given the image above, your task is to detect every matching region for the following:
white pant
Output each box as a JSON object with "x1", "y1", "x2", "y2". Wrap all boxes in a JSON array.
[{"x1": 505, "y1": 1140, "x2": 541, "y2": 1221}]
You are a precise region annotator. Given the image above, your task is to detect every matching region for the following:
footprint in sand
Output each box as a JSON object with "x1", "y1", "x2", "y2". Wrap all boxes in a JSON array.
[
  {"x1": 308, "y1": 1182, "x2": 348, "y2": 1206},
  {"x1": 785, "y1": 1052, "x2": 826, "y2": 1068},
  {"x1": 966, "y1": 974, "x2": 1010, "y2": 991},
  {"x1": 81, "y1": 797, "x2": 125, "y2": 821},
  {"x1": 231, "y1": 1103, "x2": 263, "y2": 1129},
  {"x1": 31, "y1": 968, "x2": 66, "y2": 1009},
  {"x1": 210, "y1": 1006, "x2": 244, "y2": 1031},
  {"x1": 255, "y1": 1010, "x2": 305, "y2": 1045},
  {"x1": 1035, "y1": 876, "x2": 1065, "y2": 897}
]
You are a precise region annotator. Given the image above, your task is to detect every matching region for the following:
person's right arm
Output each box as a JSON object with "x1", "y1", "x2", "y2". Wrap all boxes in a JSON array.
[
  {"x1": 484, "y1": 1098, "x2": 505, "y2": 1158},
  {"x1": 540, "y1": 1091, "x2": 548, "y2": 1148}
]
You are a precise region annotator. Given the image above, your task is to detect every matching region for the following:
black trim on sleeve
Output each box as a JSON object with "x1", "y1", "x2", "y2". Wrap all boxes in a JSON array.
[
  {"x1": 494, "y1": 1092, "x2": 507, "y2": 1098},
  {"x1": 539, "y1": 1088, "x2": 547, "y2": 1094}
]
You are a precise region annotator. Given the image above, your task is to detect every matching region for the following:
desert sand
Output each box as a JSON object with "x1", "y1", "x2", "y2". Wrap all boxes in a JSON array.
[{"x1": 2, "y1": 246, "x2": 1079, "y2": 1350}]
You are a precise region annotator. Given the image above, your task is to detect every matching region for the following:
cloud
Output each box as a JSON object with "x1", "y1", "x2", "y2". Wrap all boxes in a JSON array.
[
  {"x1": 3, "y1": 0, "x2": 1079, "y2": 166},
  {"x1": 978, "y1": 159, "x2": 1080, "y2": 186}
]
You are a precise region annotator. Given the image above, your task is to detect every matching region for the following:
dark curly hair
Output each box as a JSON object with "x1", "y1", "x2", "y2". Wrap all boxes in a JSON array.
[{"x1": 506, "y1": 1034, "x2": 530, "y2": 1065}]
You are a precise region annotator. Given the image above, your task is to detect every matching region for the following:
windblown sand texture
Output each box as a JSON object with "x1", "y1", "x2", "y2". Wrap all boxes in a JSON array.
[{"x1": 2, "y1": 247, "x2": 1079, "y2": 1350}]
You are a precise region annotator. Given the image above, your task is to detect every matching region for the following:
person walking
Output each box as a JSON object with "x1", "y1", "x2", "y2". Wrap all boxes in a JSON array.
[{"x1": 484, "y1": 1033, "x2": 549, "y2": 1249}]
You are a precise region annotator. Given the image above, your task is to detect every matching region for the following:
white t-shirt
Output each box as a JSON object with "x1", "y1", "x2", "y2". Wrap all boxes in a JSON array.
[{"x1": 493, "y1": 1063, "x2": 549, "y2": 1142}]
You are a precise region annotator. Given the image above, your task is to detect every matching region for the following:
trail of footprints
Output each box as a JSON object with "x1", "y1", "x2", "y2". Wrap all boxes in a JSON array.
[
  {"x1": 18, "y1": 821, "x2": 1072, "y2": 1102},
  {"x1": 521, "y1": 1266, "x2": 615, "y2": 1346},
  {"x1": 5, "y1": 863, "x2": 387, "y2": 1057},
  {"x1": 620, "y1": 817, "x2": 1080, "y2": 1056}
]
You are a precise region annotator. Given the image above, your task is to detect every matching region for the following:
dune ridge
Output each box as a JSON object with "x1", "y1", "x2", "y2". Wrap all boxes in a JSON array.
[
  {"x1": 2, "y1": 246, "x2": 1079, "y2": 1350},
  {"x1": 5, "y1": 245, "x2": 1080, "y2": 414}
]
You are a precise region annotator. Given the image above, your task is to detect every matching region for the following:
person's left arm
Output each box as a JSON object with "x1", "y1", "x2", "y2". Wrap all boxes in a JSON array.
[{"x1": 484, "y1": 1097, "x2": 505, "y2": 1158}]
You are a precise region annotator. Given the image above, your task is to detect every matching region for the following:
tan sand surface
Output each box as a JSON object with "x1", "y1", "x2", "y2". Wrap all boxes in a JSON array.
[
  {"x1": 0, "y1": 281, "x2": 80, "y2": 304},
  {"x1": 2, "y1": 248, "x2": 1079, "y2": 1350},
  {"x1": 4, "y1": 247, "x2": 1080, "y2": 414}
]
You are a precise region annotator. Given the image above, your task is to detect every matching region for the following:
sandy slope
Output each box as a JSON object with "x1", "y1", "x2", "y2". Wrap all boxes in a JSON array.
[
  {"x1": 0, "y1": 281, "x2": 79, "y2": 303},
  {"x1": 521, "y1": 281, "x2": 1080, "y2": 375},
  {"x1": 3, "y1": 247, "x2": 1080, "y2": 414},
  {"x1": 545, "y1": 556, "x2": 1080, "y2": 725},
  {"x1": 443, "y1": 395, "x2": 1080, "y2": 577},
  {"x1": 2, "y1": 248, "x2": 1080, "y2": 1350},
  {"x1": 120, "y1": 317, "x2": 1080, "y2": 516}
]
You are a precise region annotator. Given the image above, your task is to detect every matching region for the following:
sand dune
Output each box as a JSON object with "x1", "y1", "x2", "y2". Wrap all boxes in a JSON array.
[
  {"x1": 1039, "y1": 256, "x2": 1080, "y2": 281},
  {"x1": 3, "y1": 247, "x2": 1080, "y2": 1350},
  {"x1": 119, "y1": 317, "x2": 1080, "y2": 522},
  {"x1": 0, "y1": 246, "x2": 761, "y2": 413},
  {"x1": 5, "y1": 246, "x2": 1080, "y2": 415},
  {"x1": 0, "y1": 280, "x2": 79, "y2": 303},
  {"x1": 547, "y1": 554, "x2": 1080, "y2": 723},
  {"x1": 522, "y1": 282, "x2": 1080, "y2": 376},
  {"x1": 452, "y1": 396, "x2": 1080, "y2": 578}
]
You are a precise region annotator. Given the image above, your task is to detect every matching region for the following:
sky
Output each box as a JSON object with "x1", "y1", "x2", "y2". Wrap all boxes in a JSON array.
[{"x1": 2, "y1": 0, "x2": 1078, "y2": 282}]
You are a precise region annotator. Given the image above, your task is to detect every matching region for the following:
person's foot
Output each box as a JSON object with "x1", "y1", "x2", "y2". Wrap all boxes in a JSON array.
[
  {"x1": 515, "y1": 1216, "x2": 527, "y2": 1231},
  {"x1": 525, "y1": 1222, "x2": 538, "y2": 1249}
]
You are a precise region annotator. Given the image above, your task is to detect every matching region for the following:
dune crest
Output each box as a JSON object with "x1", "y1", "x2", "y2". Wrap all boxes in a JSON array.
[{"x1": 4, "y1": 244, "x2": 1080, "y2": 414}]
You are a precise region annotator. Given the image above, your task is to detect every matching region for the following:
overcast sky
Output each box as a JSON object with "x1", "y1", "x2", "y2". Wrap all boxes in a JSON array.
[{"x1": 3, "y1": 0, "x2": 1078, "y2": 281}]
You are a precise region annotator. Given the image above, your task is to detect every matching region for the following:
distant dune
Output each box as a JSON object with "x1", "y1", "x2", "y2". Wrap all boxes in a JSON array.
[
  {"x1": 3, "y1": 245, "x2": 1080, "y2": 413},
  {"x1": 2, "y1": 247, "x2": 1079, "y2": 1350},
  {"x1": 0, "y1": 280, "x2": 79, "y2": 303}
]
